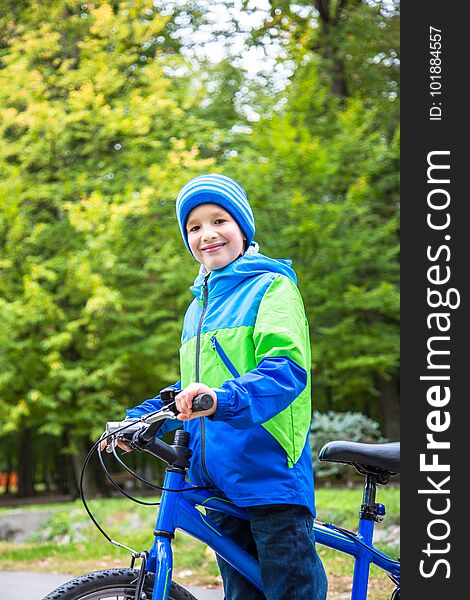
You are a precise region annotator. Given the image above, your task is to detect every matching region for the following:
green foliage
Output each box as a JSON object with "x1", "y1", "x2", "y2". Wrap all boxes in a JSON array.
[
  {"x1": 226, "y1": 97, "x2": 399, "y2": 417},
  {"x1": 0, "y1": 1, "x2": 220, "y2": 445},
  {"x1": 0, "y1": 0, "x2": 399, "y2": 492},
  {"x1": 310, "y1": 411, "x2": 385, "y2": 482}
]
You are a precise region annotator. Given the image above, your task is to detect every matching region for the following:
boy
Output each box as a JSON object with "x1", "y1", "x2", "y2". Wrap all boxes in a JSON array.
[{"x1": 125, "y1": 173, "x2": 327, "y2": 599}]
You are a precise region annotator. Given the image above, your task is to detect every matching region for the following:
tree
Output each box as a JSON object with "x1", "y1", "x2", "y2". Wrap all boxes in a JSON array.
[
  {"x1": 222, "y1": 94, "x2": 399, "y2": 437},
  {"x1": 194, "y1": 0, "x2": 401, "y2": 438},
  {"x1": 0, "y1": 0, "x2": 224, "y2": 495},
  {"x1": 0, "y1": 0, "x2": 401, "y2": 498}
]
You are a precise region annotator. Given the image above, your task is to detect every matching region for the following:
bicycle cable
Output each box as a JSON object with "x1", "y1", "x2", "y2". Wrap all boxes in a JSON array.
[
  {"x1": 80, "y1": 433, "x2": 139, "y2": 551},
  {"x1": 98, "y1": 403, "x2": 212, "y2": 493},
  {"x1": 109, "y1": 445, "x2": 210, "y2": 493},
  {"x1": 80, "y1": 409, "x2": 212, "y2": 549},
  {"x1": 97, "y1": 442, "x2": 162, "y2": 506},
  {"x1": 111, "y1": 444, "x2": 165, "y2": 492}
]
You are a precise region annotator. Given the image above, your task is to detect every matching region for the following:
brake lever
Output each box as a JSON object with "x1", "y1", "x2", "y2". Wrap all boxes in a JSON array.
[
  {"x1": 104, "y1": 433, "x2": 116, "y2": 454},
  {"x1": 102, "y1": 407, "x2": 177, "y2": 453},
  {"x1": 143, "y1": 407, "x2": 178, "y2": 424}
]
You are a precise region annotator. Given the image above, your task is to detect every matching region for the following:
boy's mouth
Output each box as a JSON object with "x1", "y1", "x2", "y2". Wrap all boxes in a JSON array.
[{"x1": 201, "y1": 242, "x2": 226, "y2": 253}]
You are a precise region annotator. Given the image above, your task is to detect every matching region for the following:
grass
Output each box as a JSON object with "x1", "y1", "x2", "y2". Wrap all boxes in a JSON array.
[{"x1": 0, "y1": 486, "x2": 399, "y2": 599}]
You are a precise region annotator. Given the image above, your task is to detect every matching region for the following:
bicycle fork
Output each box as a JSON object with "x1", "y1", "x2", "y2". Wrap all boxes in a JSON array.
[{"x1": 146, "y1": 469, "x2": 184, "y2": 600}]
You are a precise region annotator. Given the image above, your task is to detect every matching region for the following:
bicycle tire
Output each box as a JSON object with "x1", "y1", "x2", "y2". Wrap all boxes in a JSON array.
[{"x1": 42, "y1": 567, "x2": 198, "y2": 600}]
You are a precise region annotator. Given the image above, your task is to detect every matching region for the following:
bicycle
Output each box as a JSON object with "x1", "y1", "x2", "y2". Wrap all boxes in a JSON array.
[{"x1": 44, "y1": 387, "x2": 400, "y2": 600}]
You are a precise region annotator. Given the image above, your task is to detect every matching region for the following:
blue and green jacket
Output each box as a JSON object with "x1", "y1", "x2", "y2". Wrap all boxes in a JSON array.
[{"x1": 127, "y1": 252, "x2": 315, "y2": 514}]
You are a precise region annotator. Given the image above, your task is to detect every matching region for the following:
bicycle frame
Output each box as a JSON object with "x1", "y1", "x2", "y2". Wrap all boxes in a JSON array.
[{"x1": 145, "y1": 468, "x2": 400, "y2": 600}]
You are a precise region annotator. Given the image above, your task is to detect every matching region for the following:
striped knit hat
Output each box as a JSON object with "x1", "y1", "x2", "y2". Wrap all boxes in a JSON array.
[{"x1": 175, "y1": 173, "x2": 255, "y2": 254}]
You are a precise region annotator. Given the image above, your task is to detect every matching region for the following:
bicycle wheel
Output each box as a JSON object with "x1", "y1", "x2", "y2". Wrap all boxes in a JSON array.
[{"x1": 42, "y1": 567, "x2": 198, "y2": 600}]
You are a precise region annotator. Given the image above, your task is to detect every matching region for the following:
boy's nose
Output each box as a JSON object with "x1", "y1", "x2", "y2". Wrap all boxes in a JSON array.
[{"x1": 201, "y1": 227, "x2": 219, "y2": 240}]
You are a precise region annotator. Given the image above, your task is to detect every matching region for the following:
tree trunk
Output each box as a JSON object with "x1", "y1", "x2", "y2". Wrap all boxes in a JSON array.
[
  {"x1": 326, "y1": 385, "x2": 334, "y2": 411},
  {"x1": 70, "y1": 438, "x2": 109, "y2": 499},
  {"x1": 314, "y1": 0, "x2": 349, "y2": 99},
  {"x1": 4, "y1": 460, "x2": 12, "y2": 495},
  {"x1": 375, "y1": 374, "x2": 400, "y2": 440},
  {"x1": 17, "y1": 427, "x2": 35, "y2": 498},
  {"x1": 327, "y1": 51, "x2": 348, "y2": 98},
  {"x1": 56, "y1": 429, "x2": 79, "y2": 496}
]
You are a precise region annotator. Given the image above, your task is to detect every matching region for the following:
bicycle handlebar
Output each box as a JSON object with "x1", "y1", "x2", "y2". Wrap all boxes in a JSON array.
[
  {"x1": 104, "y1": 393, "x2": 214, "y2": 453},
  {"x1": 139, "y1": 393, "x2": 213, "y2": 443}
]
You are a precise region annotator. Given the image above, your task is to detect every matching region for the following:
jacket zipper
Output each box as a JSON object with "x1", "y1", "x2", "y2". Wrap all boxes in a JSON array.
[
  {"x1": 195, "y1": 274, "x2": 209, "y2": 382},
  {"x1": 196, "y1": 273, "x2": 215, "y2": 486},
  {"x1": 211, "y1": 336, "x2": 240, "y2": 378}
]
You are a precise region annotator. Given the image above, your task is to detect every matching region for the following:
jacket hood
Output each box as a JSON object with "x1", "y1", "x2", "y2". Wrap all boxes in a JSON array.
[{"x1": 189, "y1": 246, "x2": 297, "y2": 300}]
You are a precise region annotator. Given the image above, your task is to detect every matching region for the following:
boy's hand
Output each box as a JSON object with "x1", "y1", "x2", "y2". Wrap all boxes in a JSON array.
[
  {"x1": 100, "y1": 438, "x2": 132, "y2": 452},
  {"x1": 175, "y1": 383, "x2": 217, "y2": 421}
]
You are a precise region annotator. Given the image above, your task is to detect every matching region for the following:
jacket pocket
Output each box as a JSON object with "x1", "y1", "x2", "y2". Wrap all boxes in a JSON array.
[{"x1": 210, "y1": 335, "x2": 240, "y2": 378}]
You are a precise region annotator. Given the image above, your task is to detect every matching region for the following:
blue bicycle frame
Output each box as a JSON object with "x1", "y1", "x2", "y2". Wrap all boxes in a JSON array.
[{"x1": 145, "y1": 468, "x2": 400, "y2": 600}]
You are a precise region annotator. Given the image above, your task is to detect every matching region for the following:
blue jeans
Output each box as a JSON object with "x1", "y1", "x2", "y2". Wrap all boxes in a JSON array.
[{"x1": 209, "y1": 504, "x2": 328, "y2": 600}]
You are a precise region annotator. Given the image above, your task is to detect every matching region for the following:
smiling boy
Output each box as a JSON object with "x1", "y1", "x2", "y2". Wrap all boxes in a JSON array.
[
  {"x1": 126, "y1": 173, "x2": 327, "y2": 599},
  {"x1": 186, "y1": 203, "x2": 246, "y2": 271}
]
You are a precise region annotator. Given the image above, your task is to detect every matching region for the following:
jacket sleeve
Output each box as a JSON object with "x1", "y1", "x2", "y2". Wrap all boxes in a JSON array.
[
  {"x1": 211, "y1": 275, "x2": 311, "y2": 429},
  {"x1": 126, "y1": 379, "x2": 182, "y2": 435}
]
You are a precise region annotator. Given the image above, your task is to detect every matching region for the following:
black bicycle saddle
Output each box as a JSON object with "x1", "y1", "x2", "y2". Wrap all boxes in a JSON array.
[{"x1": 319, "y1": 441, "x2": 400, "y2": 475}]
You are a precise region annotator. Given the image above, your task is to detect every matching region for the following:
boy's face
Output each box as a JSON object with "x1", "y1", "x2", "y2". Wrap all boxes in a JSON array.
[{"x1": 186, "y1": 203, "x2": 246, "y2": 272}]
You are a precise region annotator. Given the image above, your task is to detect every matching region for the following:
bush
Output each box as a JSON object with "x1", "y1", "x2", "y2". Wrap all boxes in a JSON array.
[{"x1": 309, "y1": 411, "x2": 385, "y2": 484}]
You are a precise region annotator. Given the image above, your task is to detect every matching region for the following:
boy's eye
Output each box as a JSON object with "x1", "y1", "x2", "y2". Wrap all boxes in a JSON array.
[{"x1": 188, "y1": 219, "x2": 226, "y2": 232}]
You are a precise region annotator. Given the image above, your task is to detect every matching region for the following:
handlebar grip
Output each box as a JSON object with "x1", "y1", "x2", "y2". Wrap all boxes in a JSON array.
[{"x1": 192, "y1": 393, "x2": 214, "y2": 412}]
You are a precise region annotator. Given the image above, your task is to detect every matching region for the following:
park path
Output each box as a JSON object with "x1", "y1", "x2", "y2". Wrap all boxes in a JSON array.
[{"x1": 0, "y1": 571, "x2": 223, "y2": 599}]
